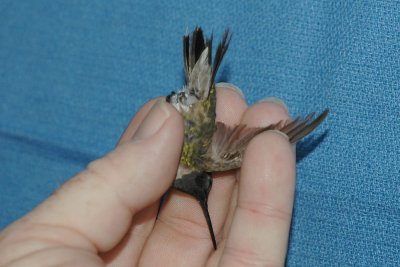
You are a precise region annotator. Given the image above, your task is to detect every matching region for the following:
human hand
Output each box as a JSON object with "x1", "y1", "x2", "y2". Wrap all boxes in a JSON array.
[{"x1": 0, "y1": 84, "x2": 295, "y2": 266}]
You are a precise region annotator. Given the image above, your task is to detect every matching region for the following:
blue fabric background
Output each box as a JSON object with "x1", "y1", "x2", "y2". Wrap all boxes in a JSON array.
[{"x1": 1, "y1": 1, "x2": 399, "y2": 265}]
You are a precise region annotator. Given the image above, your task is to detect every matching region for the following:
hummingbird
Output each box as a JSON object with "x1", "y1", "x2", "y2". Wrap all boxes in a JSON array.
[{"x1": 165, "y1": 27, "x2": 328, "y2": 249}]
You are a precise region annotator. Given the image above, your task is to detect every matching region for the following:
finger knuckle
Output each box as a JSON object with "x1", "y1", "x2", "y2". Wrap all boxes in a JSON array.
[
  {"x1": 238, "y1": 200, "x2": 291, "y2": 223},
  {"x1": 158, "y1": 211, "x2": 214, "y2": 245},
  {"x1": 223, "y1": 244, "x2": 280, "y2": 267}
]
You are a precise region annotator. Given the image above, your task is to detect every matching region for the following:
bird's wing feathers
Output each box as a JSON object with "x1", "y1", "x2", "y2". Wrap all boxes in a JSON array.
[
  {"x1": 199, "y1": 109, "x2": 329, "y2": 172},
  {"x1": 282, "y1": 109, "x2": 329, "y2": 143}
]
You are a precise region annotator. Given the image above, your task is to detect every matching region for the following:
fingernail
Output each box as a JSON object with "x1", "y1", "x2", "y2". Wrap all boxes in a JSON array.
[
  {"x1": 269, "y1": 129, "x2": 296, "y2": 153},
  {"x1": 257, "y1": 97, "x2": 288, "y2": 113},
  {"x1": 216, "y1": 82, "x2": 245, "y2": 99},
  {"x1": 268, "y1": 129, "x2": 289, "y2": 141},
  {"x1": 132, "y1": 100, "x2": 170, "y2": 141}
]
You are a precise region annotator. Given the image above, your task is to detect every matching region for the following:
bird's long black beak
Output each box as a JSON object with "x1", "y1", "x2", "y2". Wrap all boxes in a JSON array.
[
  {"x1": 173, "y1": 171, "x2": 217, "y2": 249},
  {"x1": 199, "y1": 197, "x2": 217, "y2": 250}
]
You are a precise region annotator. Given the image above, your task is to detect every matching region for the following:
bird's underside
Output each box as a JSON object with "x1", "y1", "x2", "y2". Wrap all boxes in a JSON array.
[{"x1": 163, "y1": 27, "x2": 329, "y2": 250}]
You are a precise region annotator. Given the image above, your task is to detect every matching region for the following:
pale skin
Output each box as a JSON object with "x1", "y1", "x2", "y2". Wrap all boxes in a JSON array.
[{"x1": 0, "y1": 85, "x2": 295, "y2": 266}]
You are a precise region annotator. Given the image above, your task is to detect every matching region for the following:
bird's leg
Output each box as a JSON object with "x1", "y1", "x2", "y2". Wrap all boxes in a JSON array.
[{"x1": 166, "y1": 91, "x2": 176, "y2": 103}]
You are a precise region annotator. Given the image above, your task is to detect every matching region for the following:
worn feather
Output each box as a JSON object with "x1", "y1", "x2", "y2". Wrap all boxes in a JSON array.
[{"x1": 198, "y1": 109, "x2": 329, "y2": 172}]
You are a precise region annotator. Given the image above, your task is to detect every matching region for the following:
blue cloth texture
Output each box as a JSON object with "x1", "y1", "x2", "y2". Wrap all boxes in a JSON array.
[{"x1": 0, "y1": 1, "x2": 399, "y2": 265}]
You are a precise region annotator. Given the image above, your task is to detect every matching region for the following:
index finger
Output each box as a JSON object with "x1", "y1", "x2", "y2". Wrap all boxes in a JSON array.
[{"x1": 219, "y1": 101, "x2": 296, "y2": 266}]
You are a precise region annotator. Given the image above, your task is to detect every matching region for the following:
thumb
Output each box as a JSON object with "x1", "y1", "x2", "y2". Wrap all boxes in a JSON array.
[{"x1": 1, "y1": 100, "x2": 183, "y2": 261}]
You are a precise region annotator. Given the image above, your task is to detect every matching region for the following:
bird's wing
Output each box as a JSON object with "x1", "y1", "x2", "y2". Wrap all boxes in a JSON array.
[{"x1": 199, "y1": 109, "x2": 329, "y2": 172}]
